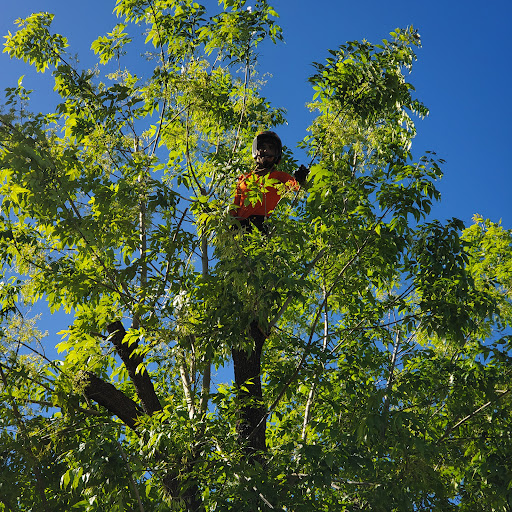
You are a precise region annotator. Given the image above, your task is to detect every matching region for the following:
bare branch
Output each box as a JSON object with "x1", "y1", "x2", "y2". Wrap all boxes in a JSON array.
[
  {"x1": 178, "y1": 349, "x2": 196, "y2": 420},
  {"x1": 302, "y1": 283, "x2": 329, "y2": 441}
]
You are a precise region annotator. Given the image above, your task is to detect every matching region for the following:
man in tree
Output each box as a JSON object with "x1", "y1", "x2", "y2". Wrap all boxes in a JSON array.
[{"x1": 230, "y1": 131, "x2": 309, "y2": 232}]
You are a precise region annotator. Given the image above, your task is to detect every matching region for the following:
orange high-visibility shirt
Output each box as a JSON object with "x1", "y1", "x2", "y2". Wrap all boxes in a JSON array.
[{"x1": 231, "y1": 170, "x2": 299, "y2": 219}]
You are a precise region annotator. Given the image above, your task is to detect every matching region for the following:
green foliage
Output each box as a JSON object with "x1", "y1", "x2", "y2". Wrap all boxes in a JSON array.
[
  {"x1": 3, "y1": 13, "x2": 68, "y2": 72},
  {"x1": 0, "y1": 3, "x2": 511, "y2": 511}
]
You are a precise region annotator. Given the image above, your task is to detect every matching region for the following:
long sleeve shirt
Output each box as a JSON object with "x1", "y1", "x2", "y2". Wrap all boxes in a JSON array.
[{"x1": 231, "y1": 170, "x2": 299, "y2": 219}]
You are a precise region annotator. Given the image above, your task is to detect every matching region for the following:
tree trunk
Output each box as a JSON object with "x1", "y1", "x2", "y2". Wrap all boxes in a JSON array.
[{"x1": 232, "y1": 321, "x2": 267, "y2": 455}]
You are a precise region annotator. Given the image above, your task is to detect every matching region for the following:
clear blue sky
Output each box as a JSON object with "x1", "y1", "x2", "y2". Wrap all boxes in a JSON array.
[{"x1": 1, "y1": 0, "x2": 511, "y2": 229}]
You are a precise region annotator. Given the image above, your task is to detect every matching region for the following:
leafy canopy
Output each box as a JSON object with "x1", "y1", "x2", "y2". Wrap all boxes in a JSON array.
[{"x1": 0, "y1": 2, "x2": 511, "y2": 511}]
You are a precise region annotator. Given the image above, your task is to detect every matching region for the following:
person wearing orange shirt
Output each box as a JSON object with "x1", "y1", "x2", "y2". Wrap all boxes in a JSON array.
[{"x1": 231, "y1": 131, "x2": 308, "y2": 232}]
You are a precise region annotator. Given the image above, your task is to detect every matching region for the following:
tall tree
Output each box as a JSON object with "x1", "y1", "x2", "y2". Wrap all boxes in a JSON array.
[{"x1": 0, "y1": 2, "x2": 510, "y2": 511}]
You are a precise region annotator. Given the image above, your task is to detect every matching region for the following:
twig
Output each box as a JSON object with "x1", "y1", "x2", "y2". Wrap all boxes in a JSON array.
[
  {"x1": 118, "y1": 441, "x2": 145, "y2": 512},
  {"x1": 437, "y1": 389, "x2": 511, "y2": 443}
]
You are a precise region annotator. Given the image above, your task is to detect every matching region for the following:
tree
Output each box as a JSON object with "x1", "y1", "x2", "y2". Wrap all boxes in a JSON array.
[{"x1": 0, "y1": 2, "x2": 511, "y2": 511}]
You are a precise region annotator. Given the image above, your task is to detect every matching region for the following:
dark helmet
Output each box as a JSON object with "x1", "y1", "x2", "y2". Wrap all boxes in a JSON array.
[{"x1": 252, "y1": 131, "x2": 282, "y2": 164}]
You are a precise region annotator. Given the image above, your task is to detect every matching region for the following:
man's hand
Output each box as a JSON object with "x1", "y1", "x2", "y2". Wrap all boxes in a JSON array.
[{"x1": 294, "y1": 164, "x2": 309, "y2": 185}]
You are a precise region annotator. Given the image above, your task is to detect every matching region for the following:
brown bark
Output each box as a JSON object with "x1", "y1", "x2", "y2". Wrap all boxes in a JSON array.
[
  {"x1": 232, "y1": 321, "x2": 268, "y2": 455},
  {"x1": 82, "y1": 371, "x2": 143, "y2": 430},
  {"x1": 107, "y1": 321, "x2": 162, "y2": 414}
]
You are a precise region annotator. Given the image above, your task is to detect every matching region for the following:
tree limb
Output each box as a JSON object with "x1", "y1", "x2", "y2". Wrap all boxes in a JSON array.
[
  {"x1": 302, "y1": 284, "x2": 329, "y2": 441},
  {"x1": 178, "y1": 350, "x2": 196, "y2": 420},
  {"x1": 82, "y1": 371, "x2": 143, "y2": 430},
  {"x1": 107, "y1": 321, "x2": 162, "y2": 415}
]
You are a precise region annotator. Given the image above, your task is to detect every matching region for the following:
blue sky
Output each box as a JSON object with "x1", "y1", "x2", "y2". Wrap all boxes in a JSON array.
[{"x1": 1, "y1": 1, "x2": 511, "y2": 225}]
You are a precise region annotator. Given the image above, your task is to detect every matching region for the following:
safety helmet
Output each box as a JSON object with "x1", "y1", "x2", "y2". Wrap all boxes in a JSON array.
[{"x1": 251, "y1": 131, "x2": 282, "y2": 164}]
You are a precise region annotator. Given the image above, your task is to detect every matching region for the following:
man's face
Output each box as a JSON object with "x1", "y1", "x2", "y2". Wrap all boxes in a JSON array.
[{"x1": 255, "y1": 140, "x2": 278, "y2": 169}]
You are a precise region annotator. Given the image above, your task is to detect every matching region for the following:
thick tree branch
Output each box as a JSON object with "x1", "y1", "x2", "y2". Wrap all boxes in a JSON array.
[
  {"x1": 82, "y1": 371, "x2": 143, "y2": 430},
  {"x1": 107, "y1": 321, "x2": 162, "y2": 415},
  {"x1": 82, "y1": 371, "x2": 202, "y2": 510}
]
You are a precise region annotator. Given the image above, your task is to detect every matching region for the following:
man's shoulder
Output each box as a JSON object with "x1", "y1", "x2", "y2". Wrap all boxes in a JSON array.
[{"x1": 269, "y1": 170, "x2": 294, "y2": 182}]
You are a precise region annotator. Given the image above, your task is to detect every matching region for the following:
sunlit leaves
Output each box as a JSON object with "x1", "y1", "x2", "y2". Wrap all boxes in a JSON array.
[
  {"x1": 91, "y1": 24, "x2": 132, "y2": 65},
  {"x1": 0, "y1": 4, "x2": 511, "y2": 511},
  {"x1": 3, "y1": 13, "x2": 68, "y2": 72}
]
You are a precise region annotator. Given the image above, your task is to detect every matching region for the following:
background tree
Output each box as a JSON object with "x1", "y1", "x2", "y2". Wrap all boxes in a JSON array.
[{"x1": 0, "y1": 2, "x2": 510, "y2": 511}]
